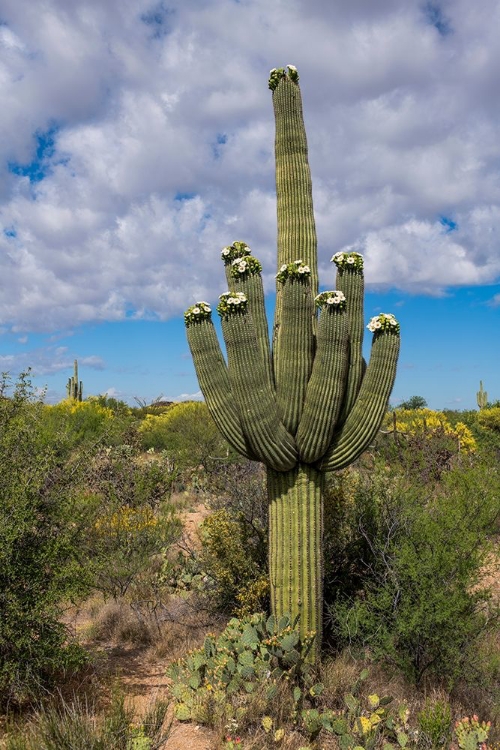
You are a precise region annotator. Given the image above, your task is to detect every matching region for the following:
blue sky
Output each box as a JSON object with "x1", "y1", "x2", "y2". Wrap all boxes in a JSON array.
[{"x1": 0, "y1": 0, "x2": 499, "y2": 410}]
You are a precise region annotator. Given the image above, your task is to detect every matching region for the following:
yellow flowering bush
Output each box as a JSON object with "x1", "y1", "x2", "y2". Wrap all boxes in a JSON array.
[{"x1": 386, "y1": 408, "x2": 476, "y2": 453}]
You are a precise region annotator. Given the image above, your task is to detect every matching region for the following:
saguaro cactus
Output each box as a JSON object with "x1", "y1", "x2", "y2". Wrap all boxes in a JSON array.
[
  {"x1": 185, "y1": 66, "x2": 400, "y2": 654},
  {"x1": 67, "y1": 359, "x2": 83, "y2": 401},
  {"x1": 477, "y1": 380, "x2": 488, "y2": 410}
]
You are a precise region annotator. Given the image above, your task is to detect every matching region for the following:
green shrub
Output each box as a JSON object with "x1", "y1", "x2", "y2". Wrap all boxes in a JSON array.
[
  {"x1": 417, "y1": 695, "x2": 452, "y2": 747},
  {"x1": 168, "y1": 613, "x2": 316, "y2": 728},
  {"x1": 78, "y1": 448, "x2": 182, "y2": 599},
  {"x1": 4, "y1": 692, "x2": 171, "y2": 749},
  {"x1": 0, "y1": 373, "x2": 93, "y2": 707},
  {"x1": 198, "y1": 509, "x2": 269, "y2": 615},
  {"x1": 329, "y1": 462, "x2": 499, "y2": 684},
  {"x1": 138, "y1": 401, "x2": 229, "y2": 470}
]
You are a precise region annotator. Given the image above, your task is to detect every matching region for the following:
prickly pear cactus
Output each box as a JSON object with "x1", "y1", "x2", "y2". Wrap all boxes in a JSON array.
[{"x1": 185, "y1": 66, "x2": 400, "y2": 655}]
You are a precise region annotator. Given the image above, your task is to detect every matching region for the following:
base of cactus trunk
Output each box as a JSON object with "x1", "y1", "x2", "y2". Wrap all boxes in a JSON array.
[{"x1": 267, "y1": 463, "x2": 324, "y2": 657}]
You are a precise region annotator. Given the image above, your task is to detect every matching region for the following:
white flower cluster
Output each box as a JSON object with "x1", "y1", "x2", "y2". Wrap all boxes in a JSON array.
[
  {"x1": 367, "y1": 313, "x2": 400, "y2": 334},
  {"x1": 230, "y1": 255, "x2": 262, "y2": 279},
  {"x1": 184, "y1": 301, "x2": 212, "y2": 326},
  {"x1": 315, "y1": 290, "x2": 346, "y2": 309},
  {"x1": 331, "y1": 251, "x2": 364, "y2": 272},
  {"x1": 268, "y1": 64, "x2": 299, "y2": 90},
  {"x1": 217, "y1": 291, "x2": 248, "y2": 316},
  {"x1": 276, "y1": 259, "x2": 311, "y2": 283},
  {"x1": 221, "y1": 241, "x2": 252, "y2": 264}
]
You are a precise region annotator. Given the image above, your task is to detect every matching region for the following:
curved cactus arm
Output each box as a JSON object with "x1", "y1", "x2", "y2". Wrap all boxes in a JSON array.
[
  {"x1": 318, "y1": 316, "x2": 400, "y2": 472},
  {"x1": 274, "y1": 263, "x2": 315, "y2": 435},
  {"x1": 332, "y1": 252, "x2": 366, "y2": 421},
  {"x1": 296, "y1": 292, "x2": 349, "y2": 463},
  {"x1": 271, "y1": 67, "x2": 318, "y2": 357},
  {"x1": 218, "y1": 293, "x2": 298, "y2": 471},
  {"x1": 223, "y1": 246, "x2": 275, "y2": 393},
  {"x1": 185, "y1": 304, "x2": 255, "y2": 460}
]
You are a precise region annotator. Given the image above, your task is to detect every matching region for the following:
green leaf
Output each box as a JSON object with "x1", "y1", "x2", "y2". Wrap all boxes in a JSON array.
[
  {"x1": 280, "y1": 632, "x2": 299, "y2": 651},
  {"x1": 345, "y1": 693, "x2": 359, "y2": 713},
  {"x1": 293, "y1": 686, "x2": 302, "y2": 703},
  {"x1": 241, "y1": 624, "x2": 259, "y2": 647},
  {"x1": 174, "y1": 703, "x2": 191, "y2": 721},
  {"x1": 188, "y1": 673, "x2": 200, "y2": 689},
  {"x1": 397, "y1": 732, "x2": 408, "y2": 748},
  {"x1": 278, "y1": 615, "x2": 290, "y2": 631},
  {"x1": 266, "y1": 614, "x2": 276, "y2": 633},
  {"x1": 309, "y1": 682, "x2": 324, "y2": 697}
]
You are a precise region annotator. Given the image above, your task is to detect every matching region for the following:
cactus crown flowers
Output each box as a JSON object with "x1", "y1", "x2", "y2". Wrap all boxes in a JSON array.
[
  {"x1": 276, "y1": 259, "x2": 311, "y2": 283},
  {"x1": 230, "y1": 255, "x2": 263, "y2": 279},
  {"x1": 221, "y1": 241, "x2": 252, "y2": 264},
  {"x1": 184, "y1": 301, "x2": 212, "y2": 326},
  {"x1": 315, "y1": 291, "x2": 346, "y2": 310},
  {"x1": 268, "y1": 64, "x2": 299, "y2": 90},
  {"x1": 367, "y1": 313, "x2": 400, "y2": 334},
  {"x1": 331, "y1": 251, "x2": 364, "y2": 272},
  {"x1": 217, "y1": 292, "x2": 248, "y2": 316}
]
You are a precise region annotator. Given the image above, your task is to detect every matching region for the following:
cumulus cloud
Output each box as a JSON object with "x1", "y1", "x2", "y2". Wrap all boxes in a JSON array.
[{"x1": 0, "y1": 0, "x2": 499, "y2": 334}]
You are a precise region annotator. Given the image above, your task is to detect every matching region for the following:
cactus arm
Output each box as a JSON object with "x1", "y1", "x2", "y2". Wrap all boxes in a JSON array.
[
  {"x1": 274, "y1": 266, "x2": 315, "y2": 435},
  {"x1": 218, "y1": 294, "x2": 298, "y2": 471},
  {"x1": 185, "y1": 307, "x2": 255, "y2": 460},
  {"x1": 318, "y1": 324, "x2": 400, "y2": 472},
  {"x1": 332, "y1": 253, "x2": 366, "y2": 421},
  {"x1": 224, "y1": 248, "x2": 275, "y2": 393},
  {"x1": 296, "y1": 292, "x2": 349, "y2": 463}
]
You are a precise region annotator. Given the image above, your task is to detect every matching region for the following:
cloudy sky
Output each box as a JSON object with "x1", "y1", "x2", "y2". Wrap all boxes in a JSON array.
[{"x1": 0, "y1": 0, "x2": 498, "y2": 408}]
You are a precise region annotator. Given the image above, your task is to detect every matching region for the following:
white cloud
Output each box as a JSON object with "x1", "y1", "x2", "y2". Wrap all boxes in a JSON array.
[{"x1": 0, "y1": 0, "x2": 500, "y2": 334}]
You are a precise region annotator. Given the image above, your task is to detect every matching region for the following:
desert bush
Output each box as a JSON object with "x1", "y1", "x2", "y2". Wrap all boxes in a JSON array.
[
  {"x1": 138, "y1": 401, "x2": 229, "y2": 471},
  {"x1": 378, "y1": 409, "x2": 476, "y2": 482},
  {"x1": 417, "y1": 693, "x2": 452, "y2": 748},
  {"x1": 477, "y1": 407, "x2": 500, "y2": 433},
  {"x1": 0, "y1": 372, "x2": 94, "y2": 707},
  {"x1": 42, "y1": 397, "x2": 132, "y2": 449},
  {"x1": 80, "y1": 448, "x2": 182, "y2": 599},
  {"x1": 197, "y1": 509, "x2": 269, "y2": 616},
  {"x1": 329, "y1": 462, "x2": 500, "y2": 685},
  {"x1": 4, "y1": 691, "x2": 171, "y2": 749}
]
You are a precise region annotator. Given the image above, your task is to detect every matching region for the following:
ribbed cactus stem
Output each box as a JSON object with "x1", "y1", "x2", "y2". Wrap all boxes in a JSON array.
[
  {"x1": 184, "y1": 67, "x2": 400, "y2": 657},
  {"x1": 272, "y1": 73, "x2": 318, "y2": 361},
  {"x1": 67, "y1": 359, "x2": 83, "y2": 401},
  {"x1": 274, "y1": 272, "x2": 315, "y2": 434},
  {"x1": 319, "y1": 328, "x2": 400, "y2": 471},
  {"x1": 268, "y1": 463, "x2": 324, "y2": 654},
  {"x1": 220, "y1": 302, "x2": 297, "y2": 471},
  {"x1": 334, "y1": 257, "x2": 366, "y2": 421},
  {"x1": 185, "y1": 312, "x2": 255, "y2": 459},
  {"x1": 296, "y1": 294, "x2": 349, "y2": 462},
  {"x1": 477, "y1": 380, "x2": 488, "y2": 410}
]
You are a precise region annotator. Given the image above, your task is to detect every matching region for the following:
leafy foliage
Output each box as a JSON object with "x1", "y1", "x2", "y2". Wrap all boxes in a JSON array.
[
  {"x1": 0, "y1": 373, "x2": 91, "y2": 706},
  {"x1": 138, "y1": 401, "x2": 229, "y2": 470},
  {"x1": 329, "y1": 463, "x2": 500, "y2": 684}
]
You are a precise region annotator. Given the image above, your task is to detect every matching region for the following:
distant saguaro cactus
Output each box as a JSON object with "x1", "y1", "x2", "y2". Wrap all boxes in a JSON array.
[
  {"x1": 477, "y1": 380, "x2": 488, "y2": 410},
  {"x1": 67, "y1": 359, "x2": 83, "y2": 401},
  {"x1": 184, "y1": 66, "x2": 400, "y2": 655}
]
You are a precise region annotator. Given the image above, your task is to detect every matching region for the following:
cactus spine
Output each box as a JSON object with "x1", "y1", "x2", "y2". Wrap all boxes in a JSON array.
[
  {"x1": 184, "y1": 67, "x2": 400, "y2": 655},
  {"x1": 477, "y1": 380, "x2": 488, "y2": 410},
  {"x1": 67, "y1": 359, "x2": 83, "y2": 401}
]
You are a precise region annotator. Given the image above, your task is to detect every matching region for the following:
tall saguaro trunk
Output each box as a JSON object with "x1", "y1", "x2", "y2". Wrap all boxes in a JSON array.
[
  {"x1": 185, "y1": 66, "x2": 401, "y2": 658},
  {"x1": 268, "y1": 464, "x2": 324, "y2": 643}
]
